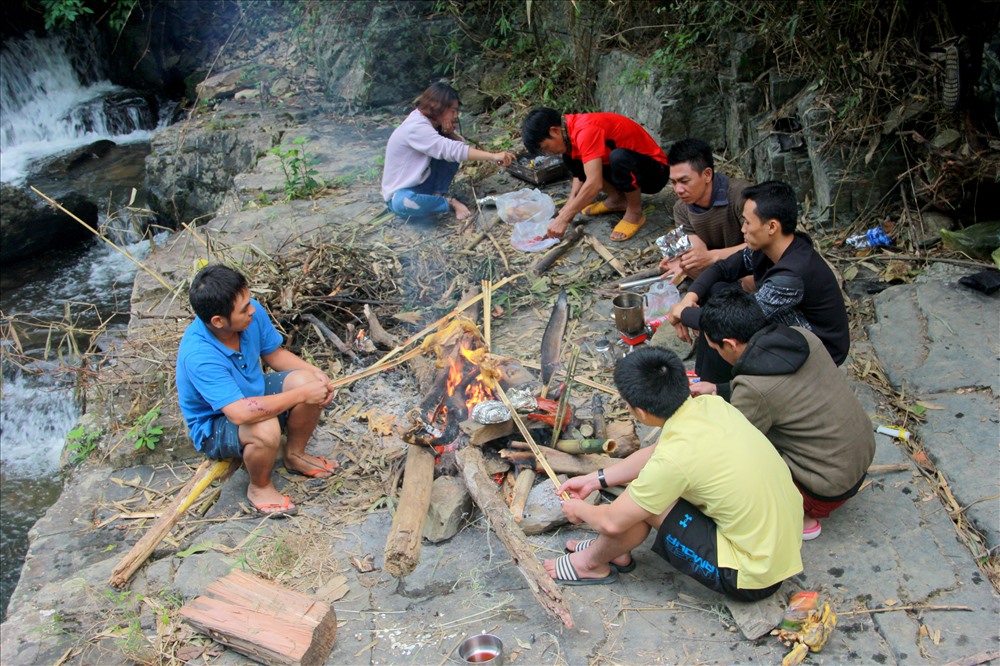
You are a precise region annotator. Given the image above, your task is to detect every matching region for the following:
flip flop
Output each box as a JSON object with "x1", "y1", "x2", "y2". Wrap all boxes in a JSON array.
[
  {"x1": 582, "y1": 201, "x2": 628, "y2": 216},
  {"x1": 610, "y1": 216, "x2": 647, "y2": 242},
  {"x1": 251, "y1": 494, "x2": 297, "y2": 518},
  {"x1": 564, "y1": 538, "x2": 637, "y2": 573},
  {"x1": 285, "y1": 455, "x2": 338, "y2": 478},
  {"x1": 551, "y1": 553, "x2": 619, "y2": 586}
]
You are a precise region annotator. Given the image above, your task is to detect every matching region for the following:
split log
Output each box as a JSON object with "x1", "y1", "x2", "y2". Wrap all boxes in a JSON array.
[
  {"x1": 459, "y1": 417, "x2": 546, "y2": 447},
  {"x1": 456, "y1": 446, "x2": 574, "y2": 628},
  {"x1": 363, "y1": 304, "x2": 399, "y2": 349},
  {"x1": 180, "y1": 569, "x2": 336, "y2": 666},
  {"x1": 502, "y1": 444, "x2": 615, "y2": 476},
  {"x1": 109, "y1": 458, "x2": 240, "y2": 588},
  {"x1": 384, "y1": 444, "x2": 437, "y2": 578},
  {"x1": 531, "y1": 224, "x2": 586, "y2": 276},
  {"x1": 509, "y1": 468, "x2": 537, "y2": 522}
]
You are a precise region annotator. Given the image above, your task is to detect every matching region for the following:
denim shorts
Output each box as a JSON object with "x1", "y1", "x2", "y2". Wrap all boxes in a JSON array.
[{"x1": 199, "y1": 371, "x2": 291, "y2": 460}]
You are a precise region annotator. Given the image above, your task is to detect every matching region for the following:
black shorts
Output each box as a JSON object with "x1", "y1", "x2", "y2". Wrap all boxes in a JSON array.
[
  {"x1": 564, "y1": 148, "x2": 669, "y2": 195},
  {"x1": 651, "y1": 499, "x2": 783, "y2": 602}
]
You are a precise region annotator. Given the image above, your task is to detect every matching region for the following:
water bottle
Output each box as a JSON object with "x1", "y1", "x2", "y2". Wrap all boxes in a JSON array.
[{"x1": 845, "y1": 226, "x2": 891, "y2": 249}]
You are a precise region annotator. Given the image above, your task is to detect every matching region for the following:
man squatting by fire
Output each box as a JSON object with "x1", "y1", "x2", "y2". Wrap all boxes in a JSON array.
[
  {"x1": 546, "y1": 347, "x2": 803, "y2": 599},
  {"x1": 521, "y1": 107, "x2": 669, "y2": 242},
  {"x1": 381, "y1": 82, "x2": 515, "y2": 222},
  {"x1": 176, "y1": 264, "x2": 336, "y2": 517},
  {"x1": 698, "y1": 287, "x2": 876, "y2": 541}
]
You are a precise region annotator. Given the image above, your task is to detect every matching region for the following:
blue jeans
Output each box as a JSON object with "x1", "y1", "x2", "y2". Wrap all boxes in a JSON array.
[{"x1": 387, "y1": 158, "x2": 460, "y2": 219}]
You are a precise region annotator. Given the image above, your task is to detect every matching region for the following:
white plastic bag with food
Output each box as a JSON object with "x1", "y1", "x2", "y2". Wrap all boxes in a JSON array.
[
  {"x1": 511, "y1": 220, "x2": 560, "y2": 252},
  {"x1": 494, "y1": 188, "x2": 556, "y2": 225}
]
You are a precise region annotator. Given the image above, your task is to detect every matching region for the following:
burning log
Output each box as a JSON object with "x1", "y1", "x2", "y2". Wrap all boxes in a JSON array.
[
  {"x1": 384, "y1": 442, "x2": 437, "y2": 578},
  {"x1": 456, "y1": 446, "x2": 574, "y2": 628}
]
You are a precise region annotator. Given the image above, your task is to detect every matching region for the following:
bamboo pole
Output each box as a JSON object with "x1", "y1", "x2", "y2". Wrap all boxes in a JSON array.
[
  {"x1": 109, "y1": 458, "x2": 239, "y2": 588},
  {"x1": 30, "y1": 186, "x2": 174, "y2": 292},
  {"x1": 493, "y1": 384, "x2": 568, "y2": 500},
  {"x1": 370, "y1": 273, "x2": 523, "y2": 370}
]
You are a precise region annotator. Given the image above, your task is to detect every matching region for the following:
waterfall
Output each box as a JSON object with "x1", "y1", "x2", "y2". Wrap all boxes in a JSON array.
[{"x1": 0, "y1": 30, "x2": 161, "y2": 184}]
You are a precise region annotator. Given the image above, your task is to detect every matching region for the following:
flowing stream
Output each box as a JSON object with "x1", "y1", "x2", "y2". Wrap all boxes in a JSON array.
[{"x1": 0, "y1": 30, "x2": 169, "y2": 617}]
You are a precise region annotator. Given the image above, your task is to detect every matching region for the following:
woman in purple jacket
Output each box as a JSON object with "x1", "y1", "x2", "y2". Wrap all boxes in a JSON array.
[{"x1": 381, "y1": 82, "x2": 514, "y2": 221}]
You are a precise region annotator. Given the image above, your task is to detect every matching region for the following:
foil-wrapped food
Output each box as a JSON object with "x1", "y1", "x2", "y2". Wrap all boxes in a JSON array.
[
  {"x1": 471, "y1": 400, "x2": 512, "y2": 425},
  {"x1": 506, "y1": 385, "x2": 538, "y2": 412},
  {"x1": 656, "y1": 228, "x2": 692, "y2": 261}
]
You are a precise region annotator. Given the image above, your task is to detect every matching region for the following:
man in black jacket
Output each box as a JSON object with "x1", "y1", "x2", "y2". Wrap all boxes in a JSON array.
[{"x1": 666, "y1": 180, "x2": 849, "y2": 383}]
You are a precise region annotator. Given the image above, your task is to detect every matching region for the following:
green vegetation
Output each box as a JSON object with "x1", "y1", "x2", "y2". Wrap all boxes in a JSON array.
[
  {"x1": 129, "y1": 406, "x2": 163, "y2": 451},
  {"x1": 268, "y1": 137, "x2": 324, "y2": 200},
  {"x1": 39, "y1": 0, "x2": 136, "y2": 32},
  {"x1": 66, "y1": 423, "x2": 102, "y2": 464}
]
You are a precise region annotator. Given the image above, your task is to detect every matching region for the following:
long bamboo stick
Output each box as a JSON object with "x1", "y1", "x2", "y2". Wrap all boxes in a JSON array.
[
  {"x1": 109, "y1": 458, "x2": 239, "y2": 587},
  {"x1": 30, "y1": 186, "x2": 174, "y2": 291},
  {"x1": 493, "y1": 384, "x2": 568, "y2": 500}
]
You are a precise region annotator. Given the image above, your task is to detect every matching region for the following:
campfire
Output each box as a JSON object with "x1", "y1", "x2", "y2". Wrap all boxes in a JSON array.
[{"x1": 403, "y1": 318, "x2": 500, "y2": 450}]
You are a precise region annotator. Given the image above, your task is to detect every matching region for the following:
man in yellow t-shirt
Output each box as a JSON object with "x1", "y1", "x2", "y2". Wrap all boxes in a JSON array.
[{"x1": 544, "y1": 347, "x2": 803, "y2": 600}]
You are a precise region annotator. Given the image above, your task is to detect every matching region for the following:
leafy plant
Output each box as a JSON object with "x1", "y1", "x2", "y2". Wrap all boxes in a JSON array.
[
  {"x1": 268, "y1": 137, "x2": 324, "y2": 200},
  {"x1": 130, "y1": 406, "x2": 163, "y2": 451},
  {"x1": 66, "y1": 423, "x2": 102, "y2": 464}
]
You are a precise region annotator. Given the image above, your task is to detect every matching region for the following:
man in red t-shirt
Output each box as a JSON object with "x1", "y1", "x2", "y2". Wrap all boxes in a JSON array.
[{"x1": 522, "y1": 108, "x2": 668, "y2": 242}]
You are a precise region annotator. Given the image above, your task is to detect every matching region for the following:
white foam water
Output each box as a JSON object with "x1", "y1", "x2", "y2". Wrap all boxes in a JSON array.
[{"x1": 0, "y1": 372, "x2": 77, "y2": 477}]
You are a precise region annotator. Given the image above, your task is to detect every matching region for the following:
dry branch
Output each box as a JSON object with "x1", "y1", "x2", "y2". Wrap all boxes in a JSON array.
[
  {"x1": 109, "y1": 458, "x2": 240, "y2": 588},
  {"x1": 456, "y1": 446, "x2": 574, "y2": 628}
]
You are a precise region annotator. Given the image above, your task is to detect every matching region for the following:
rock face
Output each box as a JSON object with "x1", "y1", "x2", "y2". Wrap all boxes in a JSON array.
[
  {"x1": 595, "y1": 44, "x2": 908, "y2": 225},
  {"x1": 144, "y1": 109, "x2": 281, "y2": 227},
  {"x1": 422, "y1": 476, "x2": 474, "y2": 543},
  {"x1": 0, "y1": 184, "x2": 95, "y2": 263},
  {"x1": 310, "y1": 4, "x2": 458, "y2": 107}
]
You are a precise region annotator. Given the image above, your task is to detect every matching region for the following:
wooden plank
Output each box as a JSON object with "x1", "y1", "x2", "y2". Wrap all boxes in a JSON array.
[
  {"x1": 179, "y1": 571, "x2": 337, "y2": 666},
  {"x1": 456, "y1": 446, "x2": 574, "y2": 628},
  {"x1": 384, "y1": 444, "x2": 437, "y2": 578}
]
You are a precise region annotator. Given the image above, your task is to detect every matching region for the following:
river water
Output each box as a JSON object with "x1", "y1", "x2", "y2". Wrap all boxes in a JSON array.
[{"x1": 0, "y1": 30, "x2": 168, "y2": 617}]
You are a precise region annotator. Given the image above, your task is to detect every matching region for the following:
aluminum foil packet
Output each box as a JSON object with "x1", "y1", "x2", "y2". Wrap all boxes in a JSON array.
[
  {"x1": 471, "y1": 400, "x2": 512, "y2": 425},
  {"x1": 506, "y1": 385, "x2": 538, "y2": 412},
  {"x1": 656, "y1": 228, "x2": 692, "y2": 260}
]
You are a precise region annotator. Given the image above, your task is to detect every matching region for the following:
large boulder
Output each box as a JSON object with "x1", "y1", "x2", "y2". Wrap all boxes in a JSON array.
[{"x1": 0, "y1": 184, "x2": 96, "y2": 263}]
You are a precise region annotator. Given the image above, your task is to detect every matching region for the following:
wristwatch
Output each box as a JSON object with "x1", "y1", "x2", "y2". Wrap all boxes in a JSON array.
[{"x1": 597, "y1": 468, "x2": 608, "y2": 489}]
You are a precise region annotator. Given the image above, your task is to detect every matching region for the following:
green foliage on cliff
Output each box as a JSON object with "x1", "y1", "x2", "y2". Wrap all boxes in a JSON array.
[{"x1": 39, "y1": 0, "x2": 135, "y2": 32}]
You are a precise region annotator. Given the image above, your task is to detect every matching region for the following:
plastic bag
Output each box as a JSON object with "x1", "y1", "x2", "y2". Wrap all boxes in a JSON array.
[
  {"x1": 644, "y1": 280, "x2": 680, "y2": 324},
  {"x1": 940, "y1": 221, "x2": 1000, "y2": 264},
  {"x1": 511, "y1": 220, "x2": 560, "y2": 252},
  {"x1": 494, "y1": 188, "x2": 556, "y2": 225}
]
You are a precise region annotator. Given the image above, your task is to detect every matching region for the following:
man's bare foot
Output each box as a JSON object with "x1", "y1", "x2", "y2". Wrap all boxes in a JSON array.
[
  {"x1": 286, "y1": 452, "x2": 338, "y2": 478},
  {"x1": 565, "y1": 539, "x2": 633, "y2": 569},
  {"x1": 543, "y1": 550, "x2": 613, "y2": 581},
  {"x1": 247, "y1": 483, "x2": 296, "y2": 515},
  {"x1": 449, "y1": 198, "x2": 473, "y2": 220}
]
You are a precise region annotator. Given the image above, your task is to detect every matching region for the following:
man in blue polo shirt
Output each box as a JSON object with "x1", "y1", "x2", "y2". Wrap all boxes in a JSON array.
[{"x1": 176, "y1": 264, "x2": 335, "y2": 517}]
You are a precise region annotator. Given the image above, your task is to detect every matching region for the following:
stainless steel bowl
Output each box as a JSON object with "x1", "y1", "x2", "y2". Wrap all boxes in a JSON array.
[{"x1": 458, "y1": 634, "x2": 504, "y2": 665}]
